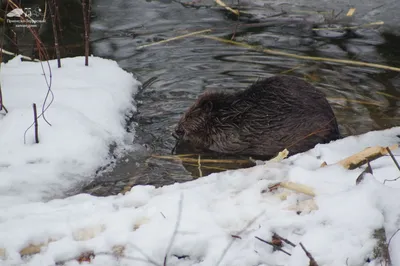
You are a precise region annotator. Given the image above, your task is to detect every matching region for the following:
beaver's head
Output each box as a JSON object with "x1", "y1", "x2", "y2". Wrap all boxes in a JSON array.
[{"x1": 173, "y1": 93, "x2": 218, "y2": 150}]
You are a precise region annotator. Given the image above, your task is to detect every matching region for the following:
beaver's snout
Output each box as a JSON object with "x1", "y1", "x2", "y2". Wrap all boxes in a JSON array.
[{"x1": 173, "y1": 127, "x2": 185, "y2": 140}]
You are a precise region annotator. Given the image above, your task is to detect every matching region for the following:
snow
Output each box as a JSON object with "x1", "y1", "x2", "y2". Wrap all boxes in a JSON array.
[
  {"x1": 1, "y1": 56, "x2": 400, "y2": 266},
  {"x1": 0, "y1": 56, "x2": 140, "y2": 206}
]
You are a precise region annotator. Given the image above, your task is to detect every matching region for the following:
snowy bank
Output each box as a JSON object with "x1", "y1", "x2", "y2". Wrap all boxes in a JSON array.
[
  {"x1": 1, "y1": 126, "x2": 400, "y2": 266},
  {"x1": 0, "y1": 56, "x2": 140, "y2": 206}
]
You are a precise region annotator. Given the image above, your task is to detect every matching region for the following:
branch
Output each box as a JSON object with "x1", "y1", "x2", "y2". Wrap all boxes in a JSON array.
[{"x1": 299, "y1": 242, "x2": 319, "y2": 266}]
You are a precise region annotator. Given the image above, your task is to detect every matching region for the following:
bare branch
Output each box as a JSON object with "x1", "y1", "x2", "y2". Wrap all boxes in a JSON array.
[
  {"x1": 254, "y1": 236, "x2": 291, "y2": 256},
  {"x1": 299, "y1": 242, "x2": 319, "y2": 266},
  {"x1": 164, "y1": 193, "x2": 183, "y2": 266}
]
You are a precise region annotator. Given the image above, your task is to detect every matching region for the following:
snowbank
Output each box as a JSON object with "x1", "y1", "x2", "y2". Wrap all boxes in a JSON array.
[
  {"x1": 0, "y1": 56, "x2": 140, "y2": 206},
  {"x1": 1, "y1": 125, "x2": 400, "y2": 265},
  {"x1": 1, "y1": 56, "x2": 400, "y2": 266}
]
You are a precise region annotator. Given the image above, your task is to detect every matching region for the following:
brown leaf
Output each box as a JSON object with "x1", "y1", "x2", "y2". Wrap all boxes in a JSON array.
[{"x1": 77, "y1": 252, "x2": 95, "y2": 264}]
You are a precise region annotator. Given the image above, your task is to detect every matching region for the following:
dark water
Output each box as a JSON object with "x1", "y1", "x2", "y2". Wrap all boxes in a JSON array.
[
  {"x1": 4, "y1": 0, "x2": 400, "y2": 196},
  {"x1": 79, "y1": 0, "x2": 400, "y2": 196}
]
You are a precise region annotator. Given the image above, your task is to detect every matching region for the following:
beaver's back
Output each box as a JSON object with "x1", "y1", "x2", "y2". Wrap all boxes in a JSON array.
[{"x1": 208, "y1": 75, "x2": 340, "y2": 157}]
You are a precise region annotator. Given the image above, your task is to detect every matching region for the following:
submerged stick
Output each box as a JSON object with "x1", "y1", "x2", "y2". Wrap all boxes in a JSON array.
[
  {"x1": 151, "y1": 155, "x2": 251, "y2": 164},
  {"x1": 135, "y1": 28, "x2": 400, "y2": 72},
  {"x1": 137, "y1": 29, "x2": 212, "y2": 49},
  {"x1": 200, "y1": 35, "x2": 400, "y2": 73},
  {"x1": 214, "y1": 0, "x2": 239, "y2": 15},
  {"x1": 346, "y1": 8, "x2": 356, "y2": 16},
  {"x1": 312, "y1": 21, "x2": 383, "y2": 31},
  {"x1": 33, "y1": 103, "x2": 39, "y2": 144}
]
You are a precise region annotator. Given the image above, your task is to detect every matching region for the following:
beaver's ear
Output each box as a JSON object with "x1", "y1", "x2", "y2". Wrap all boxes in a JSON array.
[{"x1": 204, "y1": 101, "x2": 213, "y2": 113}]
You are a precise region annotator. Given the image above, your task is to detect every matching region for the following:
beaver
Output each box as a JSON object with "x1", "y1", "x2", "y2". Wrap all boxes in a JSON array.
[{"x1": 173, "y1": 75, "x2": 341, "y2": 159}]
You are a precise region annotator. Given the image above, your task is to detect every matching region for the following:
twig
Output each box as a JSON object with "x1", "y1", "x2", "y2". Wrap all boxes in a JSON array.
[
  {"x1": 299, "y1": 242, "x2": 319, "y2": 266},
  {"x1": 273, "y1": 233, "x2": 296, "y2": 247},
  {"x1": 327, "y1": 97, "x2": 384, "y2": 107},
  {"x1": 141, "y1": 77, "x2": 158, "y2": 90},
  {"x1": 346, "y1": 7, "x2": 356, "y2": 16},
  {"x1": 6, "y1": 1, "x2": 55, "y2": 129},
  {"x1": 0, "y1": 1, "x2": 8, "y2": 114},
  {"x1": 33, "y1": 103, "x2": 39, "y2": 144},
  {"x1": 137, "y1": 29, "x2": 212, "y2": 49},
  {"x1": 312, "y1": 21, "x2": 383, "y2": 31},
  {"x1": 0, "y1": 83, "x2": 7, "y2": 113},
  {"x1": 269, "y1": 182, "x2": 316, "y2": 197},
  {"x1": 388, "y1": 229, "x2": 400, "y2": 254},
  {"x1": 383, "y1": 176, "x2": 400, "y2": 185},
  {"x1": 269, "y1": 149, "x2": 289, "y2": 162},
  {"x1": 54, "y1": 0, "x2": 63, "y2": 38},
  {"x1": 164, "y1": 193, "x2": 183, "y2": 266},
  {"x1": 49, "y1": 0, "x2": 61, "y2": 67},
  {"x1": 197, "y1": 154, "x2": 203, "y2": 177},
  {"x1": 254, "y1": 236, "x2": 291, "y2": 256},
  {"x1": 386, "y1": 147, "x2": 400, "y2": 172},
  {"x1": 87, "y1": 0, "x2": 92, "y2": 58},
  {"x1": 152, "y1": 155, "x2": 251, "y2": 164},
  {"x1": 215, "y1": 210, "x2": 266, "y2": 266},
  {"x1": 82, "y1": 0, "x2": 90, "y2": 66},
  {"x1": 214, "y1": 0, "x2": 239, "y2": 15},
  {"x1": 337, "y1": 144, "x2": 399, "y2": 170},
  {"x1": 231, "y1": 21, "x2": 240, "y2": 40},
  {"x1": 355, "y1": 160, "x2": 372, "y2": 185},
  {"x1": 200, "y1": 35, "x2": 400, "y2": 73},
  {"x1": 0, "y1": 47, "x2": 40, "y2": 61},
  {"x1": 182, "y1": 163, "x2": 228, "y2": 171}
]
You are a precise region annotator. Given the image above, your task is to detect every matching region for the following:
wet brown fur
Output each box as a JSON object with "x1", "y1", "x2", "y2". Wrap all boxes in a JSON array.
[{"x1": 174, "y1": 75, "x2": 341, "y2": 158}]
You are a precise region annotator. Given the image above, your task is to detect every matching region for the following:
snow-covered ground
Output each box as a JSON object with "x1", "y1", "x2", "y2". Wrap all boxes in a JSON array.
[
  {"x1": 1, "y1": 56, "x2": 400, "y2": 266},
  {"x1": 0, "y1": 56, "x2": 140, "y2": 207}
]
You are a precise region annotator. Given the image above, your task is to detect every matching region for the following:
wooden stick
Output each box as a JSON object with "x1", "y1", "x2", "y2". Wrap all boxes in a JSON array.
[
  {"x1": 200, "y1": 35, "x2": 400, "y2": 73},
  {"x1": 254, "y1": 236, "x2": 291, "y2": 256},
  {"x1": 33, "y1": 103, "x2": 39, "y2": 144},
  {"x1": 197, "y1": 154, "x2": 203, "y2": 177},
  {"x1": 214, "y1": 0, "x2": 239, "y2": 16},
  {"x1": 278, "y1": 182, "x2": 316, "y2": 197},
  {"x1": 269, "y1": 149, "x2": 289, "y2": 162},
  {"x1": 81, "y1": 0, "x2": 89, "y2": 66},
  {"x1": 49, "y1": 0, "x2": 61, "y2": 67},
  {"x1": 0, "y1": 83, "x2": 6, "y2": 113},
  {"x1": 312, "y1": 21, "x2": 383, "y2": 31},
  {"x1": 299, "y1": 242, "x2": 319, "y2": 266},
  {"x1": 151, "y1": 155, "x2": 251, "y2": 164},
  {"x1": 137, "y1": 29, "x2": 212, "y2": 49},
  {"x1": 337, "y1": 144, "x2": 399, "y2": 170}
]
